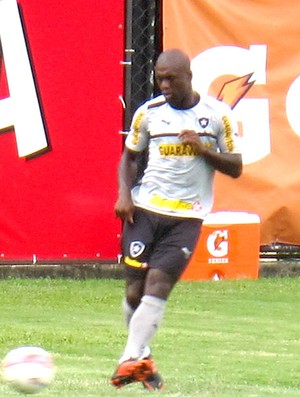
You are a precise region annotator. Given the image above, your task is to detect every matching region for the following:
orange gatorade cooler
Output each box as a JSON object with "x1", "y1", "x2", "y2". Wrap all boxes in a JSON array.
[{"x1": 181, "y1": 212, "x2": 260, "y2": 280}]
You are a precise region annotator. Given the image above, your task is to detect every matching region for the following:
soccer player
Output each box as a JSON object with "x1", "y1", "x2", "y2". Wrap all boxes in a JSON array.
[{"x1": 110, "y1": 48, "x2": 242, "y2": 390}]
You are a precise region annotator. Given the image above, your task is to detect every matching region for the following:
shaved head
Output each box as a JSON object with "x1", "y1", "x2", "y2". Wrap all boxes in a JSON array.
[{"x1": 155, "y1": 49, "x2": 191, "y2": 73}]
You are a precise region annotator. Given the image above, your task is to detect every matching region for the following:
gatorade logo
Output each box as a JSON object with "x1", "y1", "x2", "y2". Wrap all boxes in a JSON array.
[{"x1": 207, "y1": 230, "x2": 229, "y2": 257}]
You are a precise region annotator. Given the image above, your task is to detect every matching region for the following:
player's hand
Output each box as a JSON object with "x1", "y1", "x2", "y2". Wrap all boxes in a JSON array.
[
  {"x1": 179, "y1": 129, "x2": 206, "y2": 155},
  {"x1": 114, "y1": 196, "x2": 135, "y2": 224}
]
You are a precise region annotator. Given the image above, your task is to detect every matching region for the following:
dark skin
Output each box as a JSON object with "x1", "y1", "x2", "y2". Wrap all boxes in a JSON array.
[{"x1": 115, "y1": 49, "x2": 242, "y2": 308}]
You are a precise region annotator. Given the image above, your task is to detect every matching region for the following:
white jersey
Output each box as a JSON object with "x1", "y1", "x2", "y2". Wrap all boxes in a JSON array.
[{"x1": 125, "y1": 94, "x2": 241, "y2": 220}]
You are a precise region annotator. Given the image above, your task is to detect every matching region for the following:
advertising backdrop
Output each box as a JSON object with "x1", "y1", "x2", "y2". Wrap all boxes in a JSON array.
[
  {"x1": 0, "y1": 0, "x2": 124, "y2": 261},
  {"x1": 163, "y1": 0, "x2": 300, "y2": 245}
]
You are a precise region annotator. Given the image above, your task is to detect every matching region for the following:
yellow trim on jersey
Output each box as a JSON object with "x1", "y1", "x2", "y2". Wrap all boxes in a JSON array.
[
  {"x1": 222, "y1": 115, "x2": 234, "y2": 152},
  {"x1": 131, "y1": 112, "x2": 144, "y2": 146},
  {"x1": 150, "y1": 194, "x2": 193, "y2": 211},
  {"x1": 124, "y1": 256, "x2": 148, "y2": 268}
]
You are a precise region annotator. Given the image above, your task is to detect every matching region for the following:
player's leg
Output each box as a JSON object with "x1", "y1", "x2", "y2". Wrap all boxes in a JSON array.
[
  {"x1": 114, "y1": 210, "x2": 175, "y2": 364},
  {"x1": 139, "y1": 216, "x2": 202, "y2": 389},
  {"x1": 111, "y1": 271, "x2": 160, "y2": 389},
  {"x1": 111, "y1": 209, "x2": 156, "y2": 388},
  {"x1": 111, "y1": 270, "x2": 168, "y2": 390},
  {"x1": 122, "y1": 275, "x2": 152, "y2": 358},
  {"x1": 121, "y1": 269, "x2": 174, "y2": 361},
  {"x1": 120, "y1": 207, "x2": 152, "y2": 328},
  {"x1": 111, "y1": 212, "x2": 202, "y2": 389},
  {"x1": 124, "y1": 268, "x2": 176, "y2": 390},
  {"x1": 115, "y1": 267, "x2": 181, "y2": 390}
]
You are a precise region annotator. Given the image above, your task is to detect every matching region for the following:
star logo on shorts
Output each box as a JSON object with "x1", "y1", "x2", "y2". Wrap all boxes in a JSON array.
[{"x1": 129, "y1": 241, "x2": 145, "y2": 258}]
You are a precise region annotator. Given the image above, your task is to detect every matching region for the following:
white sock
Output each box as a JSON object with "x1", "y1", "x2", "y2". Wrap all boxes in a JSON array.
[
  {"x1": 121, "y1": 298, "x2": 151, "y2": 361},
  {"x1": 139, "y1": 345, "x2": 151, "y2": 360},
  {"x1": 119, "y1": 295, "x2": 166, "y2": 363}
]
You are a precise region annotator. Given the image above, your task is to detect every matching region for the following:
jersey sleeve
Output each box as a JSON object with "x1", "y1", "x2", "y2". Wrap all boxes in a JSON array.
[
  {"x1": 125, "y1": 104, "x2": 149, "y2": 152},
  {"x1": 216, "y1": 103, "x2": 242, "y2": 154}
]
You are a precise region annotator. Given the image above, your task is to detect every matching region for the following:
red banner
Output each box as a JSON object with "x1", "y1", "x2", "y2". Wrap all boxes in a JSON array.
[
  {"x1": 163, "y1": 0, "x2": 300, "y2": 245},
  {"x1": 0, "y1": 0, "x2": 124, "y2": 260}
]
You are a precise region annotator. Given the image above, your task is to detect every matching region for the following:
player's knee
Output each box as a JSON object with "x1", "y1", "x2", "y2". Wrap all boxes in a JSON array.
[
  {"x1": 145, "y1": 269, "x2": 176, "y2": 299},
  {"x1": 126, "y1": 290, "x2": 142, "y2": 309}
]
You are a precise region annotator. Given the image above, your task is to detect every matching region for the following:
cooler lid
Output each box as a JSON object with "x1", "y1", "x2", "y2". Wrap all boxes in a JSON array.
[{"x1": 203, "y1": 211, "x2": 260, "y2": 225}]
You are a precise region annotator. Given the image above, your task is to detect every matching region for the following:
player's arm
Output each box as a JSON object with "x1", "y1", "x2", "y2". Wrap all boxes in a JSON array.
[
  {"x1": 199, "y1": 150, "x2": 242, "y2": 178},
  {"x1": 114, "y1": 147, "x2": 139, "y2": 224},
  {"x1": 179, "y1": 129, "x2": 242, "y2": 178},
  {"x1": 115, "y1": 104, "x2": 149, "y2": 223}
]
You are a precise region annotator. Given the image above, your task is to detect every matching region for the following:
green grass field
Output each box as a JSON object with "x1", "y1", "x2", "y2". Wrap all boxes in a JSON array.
[{"x1": 0, "y1": 277, "x2": 300, "y2": 396}]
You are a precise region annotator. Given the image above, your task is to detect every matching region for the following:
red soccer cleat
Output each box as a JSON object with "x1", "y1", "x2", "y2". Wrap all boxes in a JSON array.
[{"x1": 110, "y1": 358, "x2": 154, "y2": 389}]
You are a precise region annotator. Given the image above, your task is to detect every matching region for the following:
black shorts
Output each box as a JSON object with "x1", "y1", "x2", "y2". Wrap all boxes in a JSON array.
[{"x1": 122, "y1": 207, "x2": 202, "y2": 280}]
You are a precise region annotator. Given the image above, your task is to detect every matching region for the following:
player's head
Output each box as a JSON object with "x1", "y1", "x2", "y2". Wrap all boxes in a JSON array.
[{"x1": 155, "y1": 49, "x2": 193, "y2": 108}]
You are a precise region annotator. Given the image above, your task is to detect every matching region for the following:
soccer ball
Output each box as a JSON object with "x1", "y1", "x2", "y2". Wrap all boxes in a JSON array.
[{"x1": 2, "y1": 346, "x2": 55, "y2": 394}]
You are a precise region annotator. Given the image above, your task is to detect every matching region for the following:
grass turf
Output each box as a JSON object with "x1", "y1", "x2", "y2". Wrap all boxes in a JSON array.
[{"x1": 0, "y1": 277, "x2": 299, "y2": 396}]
